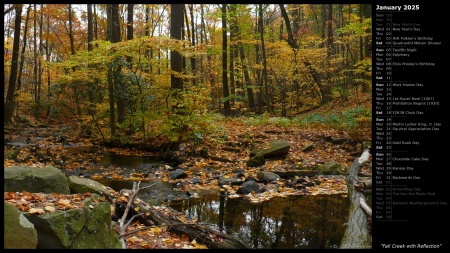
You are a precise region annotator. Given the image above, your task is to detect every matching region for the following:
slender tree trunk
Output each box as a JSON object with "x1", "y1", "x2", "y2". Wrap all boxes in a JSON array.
[
  {"x1": 45, "y1": 11, "x2": 52, "y2": 119},
  {"x1": 17, "y1": 4, "x2": 31, "y2": 92},
  {"x1": 323, "y1": 4, "x2": 333, "y2": 104},
  {"x1": 68, "y1": 4, "x2": 82, "y2": 116},
  {"x1": 228, "y1": 4, "x2": 239, "y2": 105},
  {"x1": 86, "y1": 4, "x2": 97, "y2": 119},
  {"x1": 33, "y1": 4, "x2": 38, "y2": 104},
  {"x1": 188, "y1": 4, "x2": 197, "y2": 86},
  {"x1": 110, "y1": 4, "x2": 125, "y2": 125},
  {"x1": 231, "y1": 5, "x2": 254, "y2": 111},
  {"x1": 4, "y1": 4, "x2": 23, "y2": 124},
  {"x1": 279, "y1": 4, "x2": 326, "y2": 105},
  {"x1": 106, "y1": 4, "x2": 115, "y2": 136},
  {"x1": 221, "y1": 4, "x2": 231, "y2": 116},
  {"x1": 38, "y1": 7, "x2": 43, "y2": 103},
  {"x1": 93, "y1": 4, "x2": 98, "y2": 42},
  {"x1": 88, "y1": 4, "x2": 94, "y2": 51},
  {"x1": 259, "y1": 4, "x2": 270, "y2": 114},
  {"x1": 126, "y1": 4, "x2": 134, "y2": 67},
  {"x1": 255, "y1": 6, "x2": 262, "y2": 114},
  {"x1": 321, "y1": 5, "x2": 327, "y2": 48}
]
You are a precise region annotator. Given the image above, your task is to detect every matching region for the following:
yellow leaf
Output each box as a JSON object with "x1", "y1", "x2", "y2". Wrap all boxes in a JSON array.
[
  {"x1": 44, "y1": 206, "x2": 56, "y2": 212},
  {"x1": 29, "y1": 208, "x2": 45, "y2": 214}
]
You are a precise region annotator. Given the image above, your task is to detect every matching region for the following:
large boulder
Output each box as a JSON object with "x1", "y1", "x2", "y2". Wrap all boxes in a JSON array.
[
  {"x1": 4, "y1": 202, "x2": 38, "y2": 249},
  {"x1": 67, "y1": 176, "x2": 116, "y2": 198},
  {"x1": 23, "y1": 196, "x2": 122, "y2": 249},
  {"x1": 4, "y1": 166, "x2": 70, "y2": 194},
  {"x1": 250, "y1": 140, "x2": 290, "y2": 158}
]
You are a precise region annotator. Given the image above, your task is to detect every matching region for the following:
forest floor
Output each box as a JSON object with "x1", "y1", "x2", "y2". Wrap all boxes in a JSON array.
[{"x1": 4, "y1": 95, "x2": 373, "y2": 249}]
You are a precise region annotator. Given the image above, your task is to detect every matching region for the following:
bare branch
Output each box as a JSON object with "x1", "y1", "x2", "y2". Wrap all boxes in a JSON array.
[{"x1": 4, "y1": 5, "x2": 15, "y2": 16}]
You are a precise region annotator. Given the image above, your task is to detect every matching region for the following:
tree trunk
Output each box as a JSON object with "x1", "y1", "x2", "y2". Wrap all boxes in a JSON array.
[
  {"x1": 188, "y1": 4, "x2": 197, "y2": 86},
  {"x1": 221, "y1": 4, "x2": 231, "y2": 116},
  {"x1": 4, "y1": 4, "x2": 23, "y2": 124},
  {"x1": 323, "y1": 4, "x2": 333, "y2": 104},
  {"x1": 259, "y1": 4, "x2": 270, "y2": 114},
  {"x1": 33, "y1": 4, "x2": 39, "y2": 113},
  {"x1": 340, "y1": 149, "x2": 372, "y2": 249},
  {"x1": 126, "y1": 4, "x2": 134, "y2": 68},
  {"x1": 170, "y1": 4, "x2": 184, "y2": 91},
  {"x1": 106, "y1": 4, "x2": 116, "y2": 136},
  {"x1": 68, "y1": 4, "x2": 82, "y2": 116},
  {"x1": 17, "y1": 4, "x2": 31, "y2": 92},
  {"x1": 279, "y1": 4, "x2": 326, "y2": 105}
]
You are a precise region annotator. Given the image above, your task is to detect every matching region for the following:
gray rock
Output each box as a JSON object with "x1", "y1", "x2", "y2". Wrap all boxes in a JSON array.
[
  {"x1": 256, "y1": 171, "x2": 281, "y2": 182},
  {"x1": 247, "y1": 152, "x2": 265, "y2": 167},
  {"x1": 4, "y1": 202, "x2": 38, "y2": 249},
  {"x1": 301, "y1": 143, "x2": 315, "y2": 152},
  {"x1": 169, "y1": 169, "x2": 188, "y2": 180},
  {"x1": 250, "y1": 140, "x2": 290, "y2": 158},
  {"x1": 316, "y1": 161, "x2": 347, "y2": 175},
  {"x1": 24, "y1": 196, "x2": 122, "y2": 249},
  {"x1": 4, "y1": 166, "x2": 70, "y2": 194},
  {"x1": 219, "y1": 178, "x2": 244, "y2": 186},
  {"x1": 237, "y1": 181, "x2": 264, "y2": 195},
  {"x1": 67, "y1": 176, "x2": 116, "y2": 198}
]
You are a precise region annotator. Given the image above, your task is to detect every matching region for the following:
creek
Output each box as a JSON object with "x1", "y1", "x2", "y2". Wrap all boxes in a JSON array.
[
  {"x1": 88, "y1": 149, "x2": 350, "y2": 249},
  {"x1": 6, "y1": 141, "x2": 351, "y2": 249}
]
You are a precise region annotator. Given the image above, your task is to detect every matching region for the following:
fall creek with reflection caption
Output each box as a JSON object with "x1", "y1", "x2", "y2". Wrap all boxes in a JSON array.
[{"x1": 90, "y1": 150, "x2": 350, "y2": 249}]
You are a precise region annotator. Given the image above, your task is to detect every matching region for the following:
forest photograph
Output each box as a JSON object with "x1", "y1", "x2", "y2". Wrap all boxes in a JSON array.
[{"x1": 4, "y1": 4, "x2": 372, "y2": 249}]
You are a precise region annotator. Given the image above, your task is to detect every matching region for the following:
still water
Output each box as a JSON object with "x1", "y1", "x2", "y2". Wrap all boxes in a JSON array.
[
  {"x1": 85, "y1": 149, "x2": 350, "y2": 249},
  {"x1": 171, "y1": 192, "x2": 349, "y2": 249}
]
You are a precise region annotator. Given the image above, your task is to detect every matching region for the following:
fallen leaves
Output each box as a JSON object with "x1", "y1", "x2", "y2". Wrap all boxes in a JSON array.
[{"x1": 4, "y1": 191, "x2": 101, "y2": 213}]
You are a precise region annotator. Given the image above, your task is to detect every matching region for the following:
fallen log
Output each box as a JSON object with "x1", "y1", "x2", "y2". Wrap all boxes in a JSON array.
[
  {"x1": 116, "y1": 189, "x2": 251, "y2": 249},
  {"x1": 340, "y1": 149, "x2": 372, "y2": 249}
]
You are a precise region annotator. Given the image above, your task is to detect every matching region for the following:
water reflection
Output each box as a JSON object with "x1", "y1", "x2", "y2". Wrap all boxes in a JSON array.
[{"x1": 171, "y1": 193, "x2": 349, "y2": 249}]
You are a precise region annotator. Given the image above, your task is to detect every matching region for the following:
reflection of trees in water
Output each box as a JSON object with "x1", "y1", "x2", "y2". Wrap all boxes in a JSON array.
[
  {"x1": 249, "y1": 202, "x2": 264, "y2": 248},
  {"x1": 175, "y1": 193, "x2": 349, "y2": 249}
]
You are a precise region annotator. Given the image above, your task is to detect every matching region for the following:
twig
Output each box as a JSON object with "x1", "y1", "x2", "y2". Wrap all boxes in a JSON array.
[{"x1": 118, "y1": 182, "x2": 156, "y2": 249}]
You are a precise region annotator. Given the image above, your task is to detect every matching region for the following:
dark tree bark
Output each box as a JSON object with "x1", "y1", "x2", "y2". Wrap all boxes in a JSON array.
[
  {"x1": 45, "y1": 11, "x2": 52, "y2": 118},
  {"x1": 363, "y1": 4, "x2": 372, "y2": 58},
  {"x1": 33, "y1": 4, "x2": 38, "y2": 104},
  {"x1": 170, "y1": 4, "x2": 184, "y2": 91},
  {"x1": 106, "y1": 4, "x2": 122, "y2": 136},
  {"x1": 93, "y1": 4, "x2": 98, "y2": 42},
  {"x1": 126, "y1": 4, "x2": 134, "y2": 68},
  {"x1": 188, "y1": 4, "x2": 197, "y2": 86},
  {"x1": 4, "y1": 4, "x2": 23, "y2": 124},
  {"x1": 279, "y1": 4, "x2": 327, "y2": 105},
  {"x1": 110, "y1": 4, "x2": 125, "y2": 125},
  {"x1": 38, "y1": 6, "x2": 43, "y2": 105},
  {"x1": 221, "y1": 4, "x2": 231, "y2": 116},
  {"x1": 258, "y1": 4, "x2": 270, "y2": 114},
  {"x1": 323, "y1": 4, "x2": 333, "y2": 104},
  {"x1": 4, "y1": 4, "x2": 15, "y2": 16},
  {"x1": 87, "y1": 4, "x2": 93, "y2": 52},
  {"x1": 16, "y1": 4, "x2": 31, "y2": 92},
  {"x1": 228, "y1": 4, "x2": 239, "y2": 104}
]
